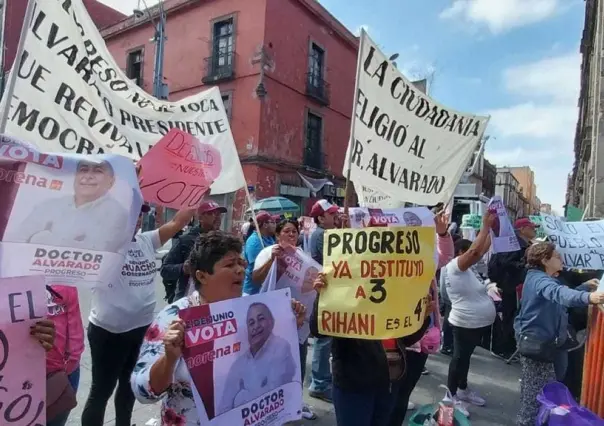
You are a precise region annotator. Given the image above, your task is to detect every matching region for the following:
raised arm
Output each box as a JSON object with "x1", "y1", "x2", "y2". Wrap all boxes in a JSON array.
[
  {"x1": 457, "y1": 212, "x2": 495, "y2": 272},
  {"x1": 158, "y1": 209, "x2": 196, "y2": 247}
]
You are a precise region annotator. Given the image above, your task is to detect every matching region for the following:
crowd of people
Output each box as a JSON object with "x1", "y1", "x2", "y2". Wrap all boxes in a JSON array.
[{"x1": 25, "y1": 191, "x2": 604, "y2": 426}]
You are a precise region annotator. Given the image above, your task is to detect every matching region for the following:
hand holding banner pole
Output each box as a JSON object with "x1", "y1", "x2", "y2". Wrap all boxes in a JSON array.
[{"x1": 0, "y1": 0, "x2": 36, "y2": 133}]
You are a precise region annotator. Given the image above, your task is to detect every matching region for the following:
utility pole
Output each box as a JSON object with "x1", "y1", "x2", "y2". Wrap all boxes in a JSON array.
[
  {"x1": 0, "y1": 0, "x2": 7, "y2": 97},
  {"x1": 152, "y1": 1, "x2": 167, "y2": 99},
  {"x1": 135, "y1": 0, "x2": 168, "y2": 100}
]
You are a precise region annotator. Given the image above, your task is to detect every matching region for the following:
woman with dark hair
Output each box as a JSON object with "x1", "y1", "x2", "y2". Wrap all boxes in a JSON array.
[
  {"x1": 130, "y1": 231, "x2": 306, "y2": 425},
  {"x1": 443, "y1": 212, "x2": 498, "y2": 416},
  {"x1": 252, "y1": 218, "x2": 318, "y2": 420},
  {"x1": 514, "y1": 242, "x2": 604, "y2": 426}
]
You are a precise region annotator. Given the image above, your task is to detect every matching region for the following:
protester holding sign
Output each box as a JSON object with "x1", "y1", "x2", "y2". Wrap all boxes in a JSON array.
[
  {"x1": 388, "y1": 212, "x2": 454, "y2": 426},
  {"x1": 310, "y1": 272, "x2": 431, "y2": 426},
  {"x1": 253, "y1": 218, "x2": 321, "y2": 420},
  {"x1": 131, "y1": 231, "x2": 306, "y2": 426},
  {"x1": 444, "y1": 212, "x2": 498, "y2": 415},
  {"x1": 82, "y1": 204, "x2": 196, "y2": 426},
  {"x1": 514, "y1": 242, "x2": 604, "y2": 426}
]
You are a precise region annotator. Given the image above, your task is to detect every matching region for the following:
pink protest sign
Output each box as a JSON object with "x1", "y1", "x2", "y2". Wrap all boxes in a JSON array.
[
  {"x1": 139, "y1": 129, "x2": 223, "y2": 209},
  {"x1": 0, "y1": 275, "x2": 47, "y2": 425}
]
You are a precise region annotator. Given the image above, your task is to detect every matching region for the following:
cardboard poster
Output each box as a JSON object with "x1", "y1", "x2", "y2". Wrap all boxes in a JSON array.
[
  {"x1": 318, "y1": 226, "x2": 436, "y2": 339},
  {"x1": 260, "y1": 247, "x2": 321, "y2": 343},
  {"x1": 138, "y1": 129, "x2": 222, "y2": 209},
  {"x1": 179, "y1": 289, "x2": 302, "y2": 426},
  {"x1": 487, "y1": 195, "x2": 520, "y2": 253},
  {"x1": 0, "y1": 275, "x2": 47, "y2": 425}
]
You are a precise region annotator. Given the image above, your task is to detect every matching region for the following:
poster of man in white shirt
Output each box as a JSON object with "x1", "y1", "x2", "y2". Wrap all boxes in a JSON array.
[
  {"x1": 0, "y1": 136, "x2": 142, "y2": 286},
  {"x1": 5, "y1": 159, "x2": 130, "y2": 252},
  {"x1": 181, "y1": 289, "x2": 302, "y2": 426}
]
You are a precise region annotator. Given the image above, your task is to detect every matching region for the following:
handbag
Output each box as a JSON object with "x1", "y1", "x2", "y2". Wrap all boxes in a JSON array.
[
  {"x1": 517, "y1": 334, "x2": 557, "y2": 363},
  {"x1": 421, "y1": 326, "x2": 441, "y2": 354},
  {"x1": 46, "y1": 288, "x2": 77, "y2": 422}
]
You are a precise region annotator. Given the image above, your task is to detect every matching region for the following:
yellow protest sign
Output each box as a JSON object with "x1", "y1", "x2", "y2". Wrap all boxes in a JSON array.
[{"x1": 318, "y1": 226, "x2": 436, "y2": 339}]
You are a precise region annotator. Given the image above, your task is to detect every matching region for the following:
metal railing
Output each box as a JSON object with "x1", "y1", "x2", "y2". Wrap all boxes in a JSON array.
[{"x1": 305, "y1": 72, "x2": 330, "y2": 105}]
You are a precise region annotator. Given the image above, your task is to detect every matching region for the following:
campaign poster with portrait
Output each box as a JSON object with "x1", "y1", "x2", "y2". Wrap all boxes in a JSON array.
[
  {"x1": 0, "y1": 135, "x2": 142, "y2": 287},
  {"x1": 260, "y1": 247, "x2": 321, "y2": 343},
  {"x1": 487, "y1": 195, "x2": 520, "y2": 253},
  {"x1": 347, "y1": 206, "x2": 434, "y2": 228},
  {"x1": 179, "y1": 289, "x2": 302, "y2": 426}
]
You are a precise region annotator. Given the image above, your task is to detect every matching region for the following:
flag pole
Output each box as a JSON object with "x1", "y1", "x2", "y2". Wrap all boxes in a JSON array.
[
  {"x1": 0, "y1": 0, "x2": 36, "y2": 133},
  {"x1": 342, "y1": 28, "x2": 366, "y2": 217}
]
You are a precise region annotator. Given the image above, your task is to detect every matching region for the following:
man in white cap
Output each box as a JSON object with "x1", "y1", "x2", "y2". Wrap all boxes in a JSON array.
[{"x1": 307, "y1": 199, "x2": 339, "y2": 403}]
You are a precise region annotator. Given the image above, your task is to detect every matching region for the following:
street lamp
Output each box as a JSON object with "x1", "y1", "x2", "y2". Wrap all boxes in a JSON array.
[{"x1": 134, "y1": 0, "x2": 168, "y2": 99}]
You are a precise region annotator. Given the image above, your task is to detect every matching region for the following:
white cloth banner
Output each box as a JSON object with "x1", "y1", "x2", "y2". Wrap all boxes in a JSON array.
[
  {"x1": 0, "y1": 135, "x2": 141, "y2": 286},
  {"x1": 179, "y1": 289, "x2": 302, "y2": 426},
  {"x1": 541, "y1": 214, "x2": 604, "y2": 270},
  {"x1": 487, "y1": 195, "x2": 520, "y2": 253},
  {"x1": 345, "y1": 30, "x2": 489, "y2": 205},
  {"x1": 0, "y1": 0, "x2": 244, "y2": 194},
  {"x1": 357, "y1": 185, "x2": 406, "y2": 208},
  {"x1": 260, "y1": 247, "x2": 321, "y2": 344}
]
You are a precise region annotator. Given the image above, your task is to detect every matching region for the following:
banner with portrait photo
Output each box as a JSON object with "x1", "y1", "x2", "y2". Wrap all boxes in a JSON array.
[
  {"x1": 318, "y1": 226, "x2": 436, "y2": 339},
  {"x1": 0, "y1": 0, "x2": 244, "y2": 195},
  {"x1": 0, "y1": 135, "x2": 142, "y2": 287},
  {"x1": 347, "y1": 206, "x2": 434, "y2": 229},
  {"x1": 179, "y1": 289, "x2": 302, "y2": 426},
  {"x1": 487, "y1": 195, "x2": 520, "y2": 253},
  {"x1": 300, "y1": 217, "x2": 317, "y2": 254},
  {"x1": 260, "y1": 247, "x2": 321, "y2": 344}
]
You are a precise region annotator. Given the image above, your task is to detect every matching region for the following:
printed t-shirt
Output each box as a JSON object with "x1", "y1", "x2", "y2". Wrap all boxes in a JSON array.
[
  {"x1": 89, "y1": 230, "x2": 161, "y2": 333},
  {"x1": 445, "y1": 257, "x2": 496, "y2": 329}
]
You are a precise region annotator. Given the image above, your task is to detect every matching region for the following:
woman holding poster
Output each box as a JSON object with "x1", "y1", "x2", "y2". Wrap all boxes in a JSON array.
[
  {"x1": 310, "y1": 274, "x2": 432, "y2": 426},
  {"x1": 130, "y1": 231, "x2": 307, "y2": 426},
  {"x1": 252, "y1": 218, "x2": 321, "y2": 420}
]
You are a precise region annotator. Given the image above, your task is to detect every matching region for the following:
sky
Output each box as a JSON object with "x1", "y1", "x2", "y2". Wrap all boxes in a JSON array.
[{"x1": 100, "y1": 0, "x2": 586, "y2": 212}]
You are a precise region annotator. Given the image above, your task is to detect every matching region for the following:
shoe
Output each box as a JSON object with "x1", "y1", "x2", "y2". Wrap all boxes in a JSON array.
[
  {"x1": 309, "y1": 389, "x2": 332, "y2": 403},
  {"x1": 457, "y1": 388, "x2": 486, "y2": 406},
  {"x1": 422, "y1": 367, "x2": 429, "y2": 375},
  {"x1": 301, "y1": 404, "x2": 317, "y2": 420},
  {"x1": 408, "y1": 401, "x2": 416, "y2": 410},
  {"x1": 451, "y1": 396, "x2": 470, "y2": 417},
  {"x1": 440, "y1": 347, "x2": 453, "y2": 355}
]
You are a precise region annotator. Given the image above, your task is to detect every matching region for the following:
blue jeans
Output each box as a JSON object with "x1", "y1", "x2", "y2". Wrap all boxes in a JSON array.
[
  {"x1": 47, "y1": 366, "x2": 81, "y2": 426},
  {"x1": 333, "y1": 383, "x2": 398, "y2": 426},
  {"x1": 309, "y1": 337, "x2": 332, "y2": 393}
]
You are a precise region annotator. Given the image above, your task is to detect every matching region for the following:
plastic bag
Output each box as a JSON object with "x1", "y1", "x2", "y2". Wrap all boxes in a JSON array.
[
  {"x1": 536, "y1": 382, "x2": 604, "y2": 426},
  {"x1": 408, "y1": 386, "x2": 471, "y2": 426}
]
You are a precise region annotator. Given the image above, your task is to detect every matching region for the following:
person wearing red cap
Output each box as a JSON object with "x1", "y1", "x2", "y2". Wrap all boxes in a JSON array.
[
  {"x1": 307, "y1": 199, "x2": 339, "y2": 403},
  {"x1": 242, "y1": 211, "x2": 279, "y2": 296},
  {"x1": 487, "y1": 217, "x2": 537, "y2": 359},
  {"x1": 160, "y1": 200, "x2": 227, "y2": 301}
]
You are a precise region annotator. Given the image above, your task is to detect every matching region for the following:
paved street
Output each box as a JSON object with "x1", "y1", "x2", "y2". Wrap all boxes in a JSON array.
[{"x1": 67, "y1": 271, "x2": 521, "y2": 425}]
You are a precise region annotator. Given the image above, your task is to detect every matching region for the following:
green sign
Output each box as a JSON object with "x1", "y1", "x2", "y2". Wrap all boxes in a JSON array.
[
  {"x1": 528, "y1": 215, "x2": 546, "y2": 239},
  {"x1": 461, "y1": 214, "x2": 481, "y2": 230}
]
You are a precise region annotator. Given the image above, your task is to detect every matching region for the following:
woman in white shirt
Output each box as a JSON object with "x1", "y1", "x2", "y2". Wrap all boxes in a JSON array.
[
  {"x1": 252, "y1": 218, "x2": 318, "y2": 420},
  {"x1": 82, "y1": 205, "x2": 195, "y2": 426},
  {"x1": 443, "y1": 211, "x2": 498, "y2": 415}
]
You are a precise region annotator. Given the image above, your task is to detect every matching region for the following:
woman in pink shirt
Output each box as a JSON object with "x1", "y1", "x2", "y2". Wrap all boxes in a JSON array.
[{"x1": 46, "y1": 285, "x2": 85, "y2": 426}]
